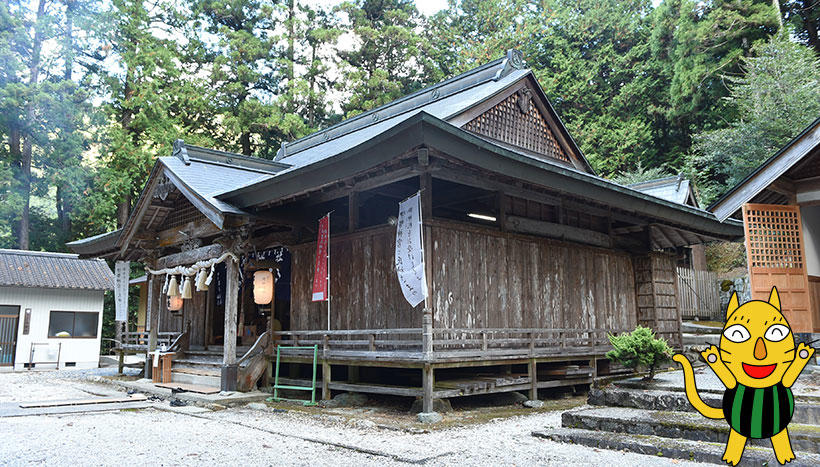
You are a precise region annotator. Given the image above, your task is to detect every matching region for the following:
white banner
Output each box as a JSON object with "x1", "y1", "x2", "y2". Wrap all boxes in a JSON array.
[
  {"x1": 114, "y1": 261, "x2": 130, "y2": 322},
  {"x1": 395, "y1": 192, "x2": 428, "y2": 308}
]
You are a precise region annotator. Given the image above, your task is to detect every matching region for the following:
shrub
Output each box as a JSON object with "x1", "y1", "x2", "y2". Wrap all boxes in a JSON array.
[{"x1": 606, "y1": 326, "x2": 672, "y2": 381}]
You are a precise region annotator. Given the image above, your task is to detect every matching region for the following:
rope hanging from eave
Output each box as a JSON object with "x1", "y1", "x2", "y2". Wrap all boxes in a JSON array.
[{"x1": 146, "y1": 252, "x2": 239, "y2": 277}]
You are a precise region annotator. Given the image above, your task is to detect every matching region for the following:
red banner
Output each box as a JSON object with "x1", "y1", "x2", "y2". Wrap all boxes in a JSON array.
[{"x1": 312, "y1": 215, "x2": 329, "y2": 301}]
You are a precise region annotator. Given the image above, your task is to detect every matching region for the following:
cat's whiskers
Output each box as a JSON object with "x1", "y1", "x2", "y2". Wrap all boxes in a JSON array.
[{"x1": 710, "y1": 343, "x2": 732, "y2": 355}]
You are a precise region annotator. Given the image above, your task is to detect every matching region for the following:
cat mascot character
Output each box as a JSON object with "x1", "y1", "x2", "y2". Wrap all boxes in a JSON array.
[{"x1": 672, "y1": 287, "x2": 815, "y2": 465}]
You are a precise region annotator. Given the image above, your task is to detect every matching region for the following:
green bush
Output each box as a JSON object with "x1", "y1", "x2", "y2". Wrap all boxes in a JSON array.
[{"x1": 606, "y1": 326, "x2": 672, "y2": 381}]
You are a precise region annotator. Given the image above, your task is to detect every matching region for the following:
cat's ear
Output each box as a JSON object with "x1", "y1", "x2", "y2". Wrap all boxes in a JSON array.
[
  {"x1": 726, "y1": 292, "x2": 739, "y2": 318},
  {"x1": 769, "y1": 286, "x2": 781, "y2": 310}
]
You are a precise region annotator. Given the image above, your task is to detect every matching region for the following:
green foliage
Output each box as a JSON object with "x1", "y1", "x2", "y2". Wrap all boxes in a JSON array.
[
  {"x1": 336, "y1": 0, "x2": 442, "y2": 117},
  {"x1": 690, "y1": 33, "x2": 820, "y2": 204},
  {"x1": 610, "y1": 162, "x2": 674, "y2": 186},
  {"x1": 606, "y1": 325, "x2": 673, "y2": 381}
]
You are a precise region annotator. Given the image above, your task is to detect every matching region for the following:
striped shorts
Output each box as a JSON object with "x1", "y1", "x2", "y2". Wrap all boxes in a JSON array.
[{"x1": 722, "y1": 382, "x2": 794, "y2": 439}]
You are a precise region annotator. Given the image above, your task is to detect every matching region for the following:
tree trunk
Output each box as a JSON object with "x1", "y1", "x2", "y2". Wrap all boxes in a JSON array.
[
  {"x1": 17, "y1": 0, "x2": 47, "y2": 250},
  {"x1": 240, "y1": 132, "x2": 252, "y2": 156},
  {"x1": 117, "y1": 193, "x2": 131, "y2": 228}
]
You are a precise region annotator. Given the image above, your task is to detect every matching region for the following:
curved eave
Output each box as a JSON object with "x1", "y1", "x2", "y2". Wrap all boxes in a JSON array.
[{"x1": 220, "y1": 112, "x2": 743, "y2": 241}]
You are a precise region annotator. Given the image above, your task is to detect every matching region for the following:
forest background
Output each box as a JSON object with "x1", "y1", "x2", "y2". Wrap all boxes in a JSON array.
[{"x1": 1, "y1": 0, "x2": 819, "y2": 254}]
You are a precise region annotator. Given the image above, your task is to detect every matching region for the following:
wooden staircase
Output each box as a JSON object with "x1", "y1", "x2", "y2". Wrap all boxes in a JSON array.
[{"x1": 166, "y1": 331, "x2": 271, "y2": 392}]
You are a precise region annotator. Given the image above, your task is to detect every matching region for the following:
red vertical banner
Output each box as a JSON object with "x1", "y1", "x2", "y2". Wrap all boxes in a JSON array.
[{"x1": 312, "y1": 215, "x2": 329, "y2": 302}]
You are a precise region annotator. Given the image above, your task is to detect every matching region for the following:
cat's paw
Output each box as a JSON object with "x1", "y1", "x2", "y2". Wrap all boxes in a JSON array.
[
  {"x1": 721, "y1": 452, "x2": 742, "y2": 466},
  {"x1": 796, "y1": 342, "x2": 815, "y2": 361},
  {"x1": 701, "y1": 345, "x2": 721, "y2": 365},
  {"x1": 775, "y1": 451, "x2": 795, "y2": 464}
]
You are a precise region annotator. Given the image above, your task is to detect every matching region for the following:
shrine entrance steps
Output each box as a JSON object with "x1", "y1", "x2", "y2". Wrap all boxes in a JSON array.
[
  {"x1": 168, "y1": 346, "x2": 249, "y2": 388},
  {"x1": 532, "y1": 369, "x2": 820, "y2": 466}
]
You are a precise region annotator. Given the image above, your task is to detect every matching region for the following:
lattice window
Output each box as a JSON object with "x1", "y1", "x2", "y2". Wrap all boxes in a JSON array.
[
  {"x1": 464, "y1": 89, "x2": 570, "y2": 163},
  {"x1": 164, "y1": 197, "x2": 207, "y2": 230},
  {"x1": 743, "y1": 204, "x2": 804, "y2": 269}
]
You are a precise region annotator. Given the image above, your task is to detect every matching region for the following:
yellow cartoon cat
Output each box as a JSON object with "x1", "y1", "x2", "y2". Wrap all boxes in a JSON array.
[{"x1": 672, "y1": 287, "x2": 815, "y2": 465}]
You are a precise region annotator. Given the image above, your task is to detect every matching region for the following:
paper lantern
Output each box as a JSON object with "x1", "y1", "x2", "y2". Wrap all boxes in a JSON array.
[
  {"x1": 181, "y1": 276, "x2": 193, "y2": 299},
  {"x1": 167, "y1": 275, "x2": 179, "y2": 297},
  {"x1": 168, "y1": 295, "x2": 183, "y2": 312},
  {"x1": 253, "y1": 270, "x2": 274, "y2": 305}
]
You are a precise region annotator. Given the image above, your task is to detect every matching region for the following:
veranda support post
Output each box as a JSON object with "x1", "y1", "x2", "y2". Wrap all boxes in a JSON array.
[{"x1": 222, "y1": 256, "x2": 239, "y2": 391}]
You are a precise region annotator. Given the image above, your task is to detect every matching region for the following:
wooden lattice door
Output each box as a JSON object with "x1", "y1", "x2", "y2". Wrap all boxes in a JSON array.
[{"x1": 743, "y1": 204, "x2": 814, "y2": 332}]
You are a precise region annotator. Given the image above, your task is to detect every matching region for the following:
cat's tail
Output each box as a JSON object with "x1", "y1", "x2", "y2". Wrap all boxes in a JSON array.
[{"x1": 672, "y1": 354, "x2": 724, "y2": 419}]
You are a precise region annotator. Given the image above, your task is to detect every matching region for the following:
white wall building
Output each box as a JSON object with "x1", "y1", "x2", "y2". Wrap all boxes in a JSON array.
[{"x1": 0, "y1": 249, "x2": 113, "y2": 371}]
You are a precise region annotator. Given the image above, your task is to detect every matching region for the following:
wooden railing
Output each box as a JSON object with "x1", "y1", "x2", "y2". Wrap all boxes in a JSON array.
[
  {"x1": 273, "y1": 327, "x2": 627, "y2": 362},
  {"x1": 119, "y1": 331, "x2": 179, "y2": 350}
]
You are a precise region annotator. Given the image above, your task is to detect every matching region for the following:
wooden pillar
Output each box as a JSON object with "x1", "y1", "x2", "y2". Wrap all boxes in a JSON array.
[
  {"x1": 422, "y1": 312, "x2": 434, "y2": 412},
  {"x1": 528, "y1": 358, "x2": 538, "y2": 400},
  {"x1": 221, "y1": 257, "x2": 239, "y2": 391},
  {"x1": 348, "y1": 191, "x2": 359, "y2": 233},
  {"x1": 322, "y1": 335, "x2": 331, "y2": 400},
  {"x1": 144, "y1": 271, "x2": 160, "y2": 379},
  {"x1": 497, "y1": 191, "x2": 507, "y2": 232}
]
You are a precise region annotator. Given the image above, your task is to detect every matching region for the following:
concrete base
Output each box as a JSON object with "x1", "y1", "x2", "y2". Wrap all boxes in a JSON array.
[
  {"x1": 417, "y1": 411, "x2": 442, "y2": 424},
  {"x1": 99, "y1": 377, "x2": 268, "y2": 407}
]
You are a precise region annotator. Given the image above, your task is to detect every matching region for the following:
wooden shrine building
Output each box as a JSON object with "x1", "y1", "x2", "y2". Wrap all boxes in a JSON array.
[
  {"x1": 68, "y1": 51, "x2": 743, "y2": 410},
  {"x1": 710, "y1": 117, "x2": 820, "y2": 335}
]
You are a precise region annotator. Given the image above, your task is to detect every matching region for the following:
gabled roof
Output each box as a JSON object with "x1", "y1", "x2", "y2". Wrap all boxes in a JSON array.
[
  {"x1": 70, "y1": 141, "x2": 291, "y2": 258},
  {"x1": 709, "y1": 117, "x2": 820, "y2": 221},
  {"x1": 630, "y1": 175, "x2": 699, "y2": 208},
  {"x1": 0, "y1": 249, "x2": 114, "y2": 290},
  {"x1": 218, "y1": 50, "x2": 594, "y2": 204}
]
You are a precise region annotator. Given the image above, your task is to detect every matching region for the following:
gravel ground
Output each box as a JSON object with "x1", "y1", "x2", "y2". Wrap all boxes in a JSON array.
[{"x1": 0, "y1": 369, "x2": 709, "y2": 466}]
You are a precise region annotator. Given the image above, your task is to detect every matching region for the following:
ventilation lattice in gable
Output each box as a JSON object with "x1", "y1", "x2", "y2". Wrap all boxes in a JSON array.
[{"x1": 464, "y1": 90, "x2": 570, "y2": 163}]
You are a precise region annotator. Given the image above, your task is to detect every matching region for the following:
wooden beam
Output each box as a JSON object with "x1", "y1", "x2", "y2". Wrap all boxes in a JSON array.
[
  {"x1": 157, "y1": 220, "x2": 222, "y2": 248},
  {"x1": 506, "y1": 215, "x2": 611, "y2": 248},
  {"x1": 157, "y1": 244, "x2": 224, "y2": 269}
]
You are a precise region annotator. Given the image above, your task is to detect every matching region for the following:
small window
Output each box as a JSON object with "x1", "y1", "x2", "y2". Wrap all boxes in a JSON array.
[
  {"x1": 23, "y1": 308, "x2": 31, "y2": 335},
  {"x1": 48, "y1": 311, "x2": 99, "y2": 338}
]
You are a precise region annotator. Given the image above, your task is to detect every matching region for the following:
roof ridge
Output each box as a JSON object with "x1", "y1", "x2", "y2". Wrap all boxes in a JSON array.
[
  {"x1": 171, "y1": 141, "x2": 291, "y2": 173},
  {"x1": 276, "y1": 50, "x2": 528, "y2": 161},
  {"x1": 0, "y1": 249, "x2": 82, "y2": 259}
]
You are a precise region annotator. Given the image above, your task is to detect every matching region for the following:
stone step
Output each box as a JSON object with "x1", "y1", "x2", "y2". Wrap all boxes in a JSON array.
[
  {"x1": 682, "y1": 333, "x2": 720, "y2": 346},
  {"x1": 172, "y1": 367, "x2": 220, "y2": 378},
  {"x1": 533, "y1": 427, "x2": 820, "y2": 466},
  {"x1": 562, "y1": 406, "x2": 820, "y2": 454},
  {"x1": 171, "y1": 369, "x2": 221, "y2": 388},
  {"x1": 589, "y1": 387, "x2": 820, "y2": 425},
  {"x1": 173, "y1": 357, "x2": 222, "y2": 368},
  {"x1": 681, "y1": 322, "x2": 722, "y2": 334}
]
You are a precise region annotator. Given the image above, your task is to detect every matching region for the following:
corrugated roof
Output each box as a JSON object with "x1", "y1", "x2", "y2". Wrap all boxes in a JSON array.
[
  {"x1": 0, "y1": 249, "x2": 114, "y2": 290},
  {"x1": 630, "y1": 175, "x2": 698, "y2": 207}
]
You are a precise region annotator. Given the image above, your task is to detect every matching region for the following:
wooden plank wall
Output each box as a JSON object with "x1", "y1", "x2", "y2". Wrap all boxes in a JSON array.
[
  {"x1": 676, "y1": 267, "x2": 721, "y2": 321},
  {"x1": 157, "y1": 289, "x2": 207, "y2": 347},
  {"x1": 634, "y1": 252, "x2": 682, "y2": 347},
  {"x1": 290, "y1": 220, "x2": 643, "y2": 336},
  {"x1": 290, "y1": 226, "x2": 420, "y2": 331},
  {"x1": 430, "y1": 221, "x2": 637, "y2": 332}
]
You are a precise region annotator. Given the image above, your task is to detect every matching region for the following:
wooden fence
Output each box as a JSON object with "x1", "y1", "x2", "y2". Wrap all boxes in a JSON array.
[{"x1": 676, "y1": 267, "x2": 721, "y2": 321}]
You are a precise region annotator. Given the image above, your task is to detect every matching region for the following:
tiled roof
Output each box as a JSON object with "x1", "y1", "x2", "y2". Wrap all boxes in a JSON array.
[
  {"x1": 630, "y1": 175, "x2": 698, "y2": 207},
  {"x1": 0, "y1": 249, "x2": 114, "y2": 290}
]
